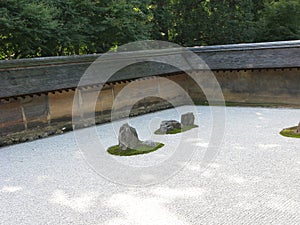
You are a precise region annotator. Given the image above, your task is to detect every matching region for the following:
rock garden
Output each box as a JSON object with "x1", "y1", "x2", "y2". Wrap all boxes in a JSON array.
[{"x1": 107, "y1": 112, "x2": 198, "y2": 156}]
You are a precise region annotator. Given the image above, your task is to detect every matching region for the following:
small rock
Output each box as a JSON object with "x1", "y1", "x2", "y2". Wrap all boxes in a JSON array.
[
  {"x1": 20, "y1": 137, "x2": 28, "y2": 142},
  {"x1": 47, "y1": 130, "x2": 56, "y2": 136},
  {"x1": 55, "y1": 130, "x2": 63, "y2": 135},
  {"x1": 181, "y1": 112, "x2": 195, "y2": 126},
  {"x1": 6, "y1": 139, "x2": 13, "y2": 145},
  {"x1": 118, "y1": 123, "x2": 140, "y2": 150},
  {"x1": 296, "y1": 122, "x2": 300, "y2": 133},
  {"x1": 42, "y1": 132, "x2": 49, "y2": 138},
  {"x1": 39, "y1": 132, "x2": 48, "y2": 138},
  {"x1": 28, "y1": 137, "x2": 34, "y2": 141},
  {"x1": 142, "y1": 140, "x2": 157, "y2": 148},
  {"x1": 159, "y1": 120, "x2": 181, "y2": 134}
]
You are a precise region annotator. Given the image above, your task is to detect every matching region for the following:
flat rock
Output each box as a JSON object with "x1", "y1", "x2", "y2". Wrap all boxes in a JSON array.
[
  {"x1": 142, "y1": 140, "x2": 157, "y2": 148},
  {"x1": 159, "y1": 120, "x2": 181, "y2": 134}
]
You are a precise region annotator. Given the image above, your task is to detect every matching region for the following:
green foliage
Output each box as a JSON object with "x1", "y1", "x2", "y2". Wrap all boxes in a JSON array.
[
  {"x1": 107, "y1": 143, "x2": 164, "y2": 156},
  {"x1": 149, "y1": 0, "x2": 172, "y2": 41},
  {"x1": 46, "y1": 0, "x2": 94, "y2": 56},
  {"x1": 170, "y1": 0, "x2": 208, "y2": 46},
  {"x1": 206, "y1": 0, "x2": 257, "y2": 45},
  {"x1": 95, "y1": 0, "x2": 151, "y2": 52},
  {"x1": 0, "y1": 0, "x2": 58, "y2": 58},
  {"x1": 256, "y1": 0, "x2": 300, "y2": 42},
  {"x1": 1, "y1": 0, "x2": 299, "y2": 59},
  {"x1": 0, "y1": 0, "x2": 151, "y2": 59},
  {"x1": 170, "y1": 0, "x2": 257, "y2": 46}
]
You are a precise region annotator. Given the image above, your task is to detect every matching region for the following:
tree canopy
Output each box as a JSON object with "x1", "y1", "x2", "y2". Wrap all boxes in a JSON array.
[{"x1": 1, "y1": 0, "x2": 299, "y2": 59}]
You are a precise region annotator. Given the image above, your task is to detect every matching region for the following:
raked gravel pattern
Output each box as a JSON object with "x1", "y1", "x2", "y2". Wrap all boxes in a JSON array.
[{"x1": 0, "y1": 106, "x2": 300, "y2": 225}]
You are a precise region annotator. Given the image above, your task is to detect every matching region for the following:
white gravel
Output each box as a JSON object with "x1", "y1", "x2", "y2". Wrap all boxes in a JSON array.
[{"x1": 0, "y1": 106, "x2": 300, "y2": 225}]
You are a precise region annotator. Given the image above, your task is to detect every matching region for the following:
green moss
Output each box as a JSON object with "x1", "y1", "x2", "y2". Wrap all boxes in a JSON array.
[
  {"x1": 154, "y1": 125, "x2": 198, "y2": 135},
  {"x1": 280, "y1": 126, "x2": 300, "y2": 138},
  {"x1": 107, "y1": 143, "x2": 164, "y2": 156}
]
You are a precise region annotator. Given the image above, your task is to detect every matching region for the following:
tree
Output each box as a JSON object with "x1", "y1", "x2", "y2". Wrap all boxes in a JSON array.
[
  {"x1": 46, "y1": 0, "x2": 95, "y2": 56},
  {"x1": 0, "y1": 0, "x2": 152, "y2": 58},
  {"x1": 1, "y1": 0, "x2": 300, "y2": 59},
  {"x1": 91, "y1": 0, "x2": 151, "y2": 52},
  {"x1": 171, "y1": 0, "x2": 257, "y2": 46},
  {"x1": 205, "y1": 0, "x2": 256, "y2": 45},
  {"x1": 149, "y1": 0, "x2": 172, "y2": 41},
  {"x1": 256, "y1": 0, "x2": 300, "y2": 42},
  {"x1": 170, "y1": 0, "x2": 207, "y2": 46},
  {"x1": 0, "y1": 0, "x2": 58, "y2": 59}
]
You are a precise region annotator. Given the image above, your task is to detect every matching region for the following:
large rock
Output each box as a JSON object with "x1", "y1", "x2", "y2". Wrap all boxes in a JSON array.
[
  {"x1": 118, "y1": 123, "x2": 140, "y2": 150},
  {"x1": 297, "y1": 122, "x2": 300, "y2": 133},
  {"x1": 159, "y1": 120, "x2": 181, "y2": 134},
  {"x1": 181, "y1": 112, "x2": 195, "y2": 126}
]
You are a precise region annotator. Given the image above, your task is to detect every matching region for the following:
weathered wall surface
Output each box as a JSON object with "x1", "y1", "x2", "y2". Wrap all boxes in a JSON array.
[
  {"x1": 0, "y1": 75, "x2": 187, "y2": 144},
  {"x1": 1, "y1": 40, "x2": 299, "y2": 99},
  {"x1": 1, "y1": 68, "x2": 300, "y2": 137},
  {"x1": 215, "y1": 68, "x2": 300, "y2": 105},
  {"x1": 0, "y1": 41, "x2": 300, "y2": 145}
]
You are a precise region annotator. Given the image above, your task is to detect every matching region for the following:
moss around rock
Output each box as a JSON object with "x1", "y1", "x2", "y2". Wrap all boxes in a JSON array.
[
  {"x1": 154, "y1": 125, "x2": 198, "y2": 135},
  {"x1": 107, "y1": 142, "x2": 164, "y2": 156},
  {"x1": 280, "y1": 126, "x2": 300, "y2": 138}
]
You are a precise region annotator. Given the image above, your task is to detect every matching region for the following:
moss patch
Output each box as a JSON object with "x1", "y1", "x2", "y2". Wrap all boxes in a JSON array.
[
  {"x1": 107, "y1": 142, "x2": 164, "y2": 156},
  {"x1": 154, "y1": 125, "x2": 198, "y2": 135},
  {"x1": 280, "y1": 126, "x2": 300, "y2": 138}
]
